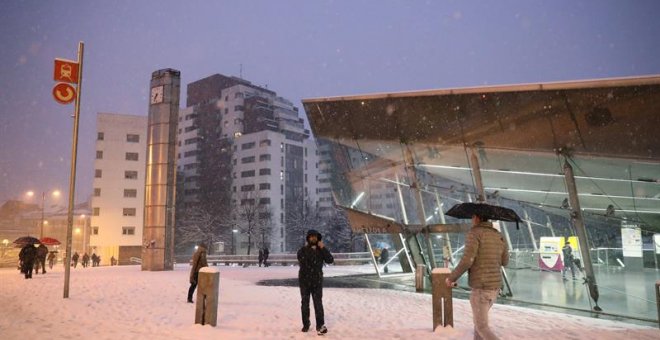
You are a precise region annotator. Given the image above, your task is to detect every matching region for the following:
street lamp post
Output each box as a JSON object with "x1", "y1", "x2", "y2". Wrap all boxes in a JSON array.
[
  {"x1": 26, "y1": 190, "x2": 60, "y2": 239},
  {"x1": 232, "y1": 229, "x2": 238, "y2": 255}
]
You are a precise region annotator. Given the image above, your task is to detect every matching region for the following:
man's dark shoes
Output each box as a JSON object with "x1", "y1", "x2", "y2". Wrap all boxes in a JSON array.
[
  {"x1": 301, "y1": 324, "x2": 310, "y2": 332},
  {"x1": 317, "y1": 325, "x2": 328, "y2": 335},
  {"x1": 187, "y1": 299, "x2": 193, "y2": 303}
]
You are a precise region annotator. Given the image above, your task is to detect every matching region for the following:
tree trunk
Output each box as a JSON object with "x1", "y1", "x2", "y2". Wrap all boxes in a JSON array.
[{"x1": 247, "y1": 231, "x2": 252, "y2": 255}]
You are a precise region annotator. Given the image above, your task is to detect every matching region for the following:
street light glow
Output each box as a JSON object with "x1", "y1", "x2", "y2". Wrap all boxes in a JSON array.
[
  {"x1": 26, "y1": 191, "x2": 35, "y2": 197},
  {"x1": 52, "y1": 190, "x2": 61, "y2": 197}
]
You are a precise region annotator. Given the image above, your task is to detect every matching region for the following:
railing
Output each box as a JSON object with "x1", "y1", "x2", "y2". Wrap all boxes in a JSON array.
[
  {"x1": 177, "y1": 252, "x2": 372, "y2": 266},
  {"x1": 130, "y1": 257, "x2": 142, "y2": 264}
]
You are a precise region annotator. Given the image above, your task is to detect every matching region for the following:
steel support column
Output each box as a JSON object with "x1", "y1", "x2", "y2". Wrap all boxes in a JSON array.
[{"x1": 563, "y1": 156, "x2": 601, "y2": 311}]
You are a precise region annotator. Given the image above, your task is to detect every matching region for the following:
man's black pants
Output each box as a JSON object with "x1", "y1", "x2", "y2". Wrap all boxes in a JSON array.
[
  {"x1": 23, "y1": 260, "x2": 34, "y2": 279},
  {"x1": 300, "y1": 283, "x2": 324, "y2": 329}
]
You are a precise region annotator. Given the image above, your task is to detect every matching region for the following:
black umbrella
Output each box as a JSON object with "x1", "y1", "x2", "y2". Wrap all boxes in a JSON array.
[
  {"x1": 445, "y1": 203, "x2": 522, "y2": 229},
  {"x1": 13, "y1": 236, "x2": 41, "y2": 247}
]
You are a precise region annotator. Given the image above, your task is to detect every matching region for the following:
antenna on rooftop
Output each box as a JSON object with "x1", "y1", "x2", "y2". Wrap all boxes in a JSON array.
[{"x1": 239, "y1": 64, "x2": 243, "y2": 79}]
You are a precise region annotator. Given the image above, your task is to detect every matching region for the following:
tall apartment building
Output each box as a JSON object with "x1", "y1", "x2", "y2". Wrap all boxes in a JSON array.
[
  {"x1": 91, "y1": 113, "x2": 148, "y2": 265},
  {"x1": 177, "y1": 74, "x2": 319, "y2": 253}
]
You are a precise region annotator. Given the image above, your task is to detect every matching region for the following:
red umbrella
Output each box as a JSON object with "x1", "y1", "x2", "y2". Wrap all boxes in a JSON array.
[{"x1": 40, "y1": 237, "x2": 61, "y2": 246}]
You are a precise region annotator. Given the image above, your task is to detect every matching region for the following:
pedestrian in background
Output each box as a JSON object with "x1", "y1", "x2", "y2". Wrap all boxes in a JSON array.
[
  {"x1": 263, "y1": 247, "x2": 270, "y2": 267},
  {"x1": 188, "y1": 242, "x2": 208, "y2": 303},
  {"x1": 19, "y1": 244, "x2": 37, "y2": 279}
]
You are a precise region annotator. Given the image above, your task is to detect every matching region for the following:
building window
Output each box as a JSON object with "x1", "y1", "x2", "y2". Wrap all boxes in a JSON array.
[
  {"x1": 125, "y1": 171, "x2": 138, "y2": 180},
  {"x1": 122, "y1": 208, "x2": 136, "y2": 216},
  {"x1": 184, "y1": 137, "x2": 198, "y2": 145},
  {"x1": 241, "y1": 142, "x2": 255, "y2": 150},
  {"x1": 234, "y1": 105, "x2": 244, "y2": 111},
  {"x1": 184, "y1": 150, "x2": 198, "y2": 157},
  {"x1": 259, "y1": 183, "x2": 270, "y2": 190},
  {"x1": 96, "y1": 150, "x2": 103, "y2": 159},
  {"x1": 125, "y1": 152, "x2": 139, "y2": 161},
  {"x1": 259, "y1": 139, "x2": 271, "y2": 147},
  {"x1": 126, "y1": 134, "x2": 140, "y2": 143},
  {"x1": 240, "y1": 198, "x2": 255, "y2": 206},
  {"x1": 241, "y1": 170, "x2": 255, "y2": 178},
  {"x1": 124, "y1": 189, "x2": 137, "y2": 198},
  {"x1": 259, "y1": 168, "x2": 271, "y2": 176},
  {"x1": 122, "y1": 226, "x2": 135, "y2": 235},
  {"x1": 259, "y1": 154, "x2": 271, "y2": 161},
  {"x1": 95, "y1": 169, "x2": 102, "y2": 178},
  {"x1": 259, "y1": 198, "x2": 270, "y2": 205},
  {"x1": 93, "y1": 207, "x2": 100, "y2": 216},
  {"x1": 241, "y1": 156, "x2": 255, "y2": 164},
  {"x1": 92, "y1": 226, "x2": 99, "y2": 235},
  {"x1": 93, "y1": 188, "x2": 101, "y2": 197},
  {"x1": 97, "y1": 132, "x2": 104, "y2": 141},
  {"x1": 240, "y1": 184, "x2": 255, "y2": 192}
]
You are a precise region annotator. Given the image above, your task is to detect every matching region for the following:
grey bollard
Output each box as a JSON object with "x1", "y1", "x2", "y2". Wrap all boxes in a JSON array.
[
  {"x1": 431, "y1": 268, "x2": 453, "y2": 330},
  {"x1": 416, "y1": 264, "x2": 426, "y2": 292},
  {"x1": 195, "y1": 267, "x2": 220, "y2": 326}
]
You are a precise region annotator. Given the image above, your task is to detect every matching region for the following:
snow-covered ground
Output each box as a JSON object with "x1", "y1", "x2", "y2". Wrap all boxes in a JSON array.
[{"x1": 0, "y1": 263, "x2": 657, "y2": 339}]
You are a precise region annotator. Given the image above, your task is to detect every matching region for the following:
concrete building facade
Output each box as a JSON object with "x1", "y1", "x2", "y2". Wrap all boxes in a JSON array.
[{"x1": 177, "y1": 74, "x2": 319, "y2": 253}]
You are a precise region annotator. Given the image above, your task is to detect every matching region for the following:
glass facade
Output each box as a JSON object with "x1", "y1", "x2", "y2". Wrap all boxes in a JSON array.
[{"x1": 303, "y1": 76, "x2": 660, "y2": 322}]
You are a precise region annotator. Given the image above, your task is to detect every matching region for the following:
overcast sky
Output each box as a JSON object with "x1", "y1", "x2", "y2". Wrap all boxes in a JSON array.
[{"x1": 1, "y1": 0, "x2": 659, "y2": 205}]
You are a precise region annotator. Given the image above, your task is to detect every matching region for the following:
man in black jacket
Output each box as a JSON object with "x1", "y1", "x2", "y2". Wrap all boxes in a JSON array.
[
  {"x1": 297, "y1": 229, "x2": 333, "y2": 335},
  {"x1": 19, "y1": 244, "x2": 37, "y2": 279}
]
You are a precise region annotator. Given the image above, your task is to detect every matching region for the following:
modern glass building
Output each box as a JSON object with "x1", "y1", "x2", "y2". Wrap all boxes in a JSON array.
[{"x1": 302, "y1": 75, "x2": 660, "y2": 323}]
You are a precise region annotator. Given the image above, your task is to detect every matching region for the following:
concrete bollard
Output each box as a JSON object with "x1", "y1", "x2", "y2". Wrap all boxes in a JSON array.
[
  {"x1": 195, "y1": 267, "x2": 220, "y2": 326},
  {"x1": 415, "y1": 264, "x2": 426, "y2": 292},
  {"x1": 431, "y1": 268, "x2": 453, "y2": 330}
]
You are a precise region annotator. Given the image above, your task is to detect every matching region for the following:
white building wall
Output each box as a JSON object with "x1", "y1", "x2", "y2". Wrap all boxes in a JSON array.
[{"x1": 91, "y1": 113, "x2": 147, "y2": 261}]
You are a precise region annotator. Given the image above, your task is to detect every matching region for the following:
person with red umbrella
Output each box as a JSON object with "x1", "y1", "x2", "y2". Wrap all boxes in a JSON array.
[{"x1": 35, "y1": 244, "x2": 48, "y2": 274}]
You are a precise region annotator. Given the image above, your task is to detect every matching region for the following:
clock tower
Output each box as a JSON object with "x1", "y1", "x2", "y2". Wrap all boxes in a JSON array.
[{"x1": 142, "y1": 68, "x2": 180, "y2": 271}]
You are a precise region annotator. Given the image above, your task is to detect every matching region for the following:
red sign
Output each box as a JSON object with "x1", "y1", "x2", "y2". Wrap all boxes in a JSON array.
[
  {"x1": 52, "y1": 83, "x2": 76, "y2": 104},
  {"x1": 54, "y1": 59, "x2": 79, "y2": 84}
]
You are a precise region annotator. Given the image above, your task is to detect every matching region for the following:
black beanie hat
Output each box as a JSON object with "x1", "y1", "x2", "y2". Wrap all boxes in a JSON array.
[{"x1": 306, "y1": 229, "x2": 322, "y2": 241}]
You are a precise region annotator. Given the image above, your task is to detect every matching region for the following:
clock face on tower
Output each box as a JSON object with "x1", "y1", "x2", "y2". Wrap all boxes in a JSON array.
[{"x1": 150, "y1": 85, "x2": 164, "y2": 104}]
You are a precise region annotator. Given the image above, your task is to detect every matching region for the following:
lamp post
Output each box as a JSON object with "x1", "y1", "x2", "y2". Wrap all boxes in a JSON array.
[
  {"x1": 79, "y1": 214, "x2": 87, "y2": 253},
  {"x1": 232, "y1": 229, "x2": 238, "y2": 255},
  {"x1": 26, "y1": 190, "x2": 61, "y2": 239},
  {"x1": 1, "y1": 239, "x2": 8, "y2": 258}
]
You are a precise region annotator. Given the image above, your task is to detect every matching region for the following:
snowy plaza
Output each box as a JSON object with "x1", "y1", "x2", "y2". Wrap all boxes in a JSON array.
[{"x1": 1, "y1": 263, "x2": 658, "y2": 339}]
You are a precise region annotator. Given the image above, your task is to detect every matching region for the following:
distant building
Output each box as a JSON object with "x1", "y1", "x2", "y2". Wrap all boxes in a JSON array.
[
  {"x1": 178, "y1": 74, "x2": 319, "y2": 253},
  {"x1": 90, "y1": 113, "x2": 148, "y2": 265}
]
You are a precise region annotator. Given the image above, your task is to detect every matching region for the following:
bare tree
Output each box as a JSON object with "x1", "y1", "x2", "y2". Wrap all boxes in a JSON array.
[
  {"x1": 285, "y1": 192, "x2": 322, "y2": 252},
  {"x1": 177, "y1": 206, "x2": 232, "y2": 254},
  {"x1": 321, "y1": 204, "x2": 357, "y2": 252},
  {"x1": 235, "y1": 191, "x2": 273, "y2": 255}
]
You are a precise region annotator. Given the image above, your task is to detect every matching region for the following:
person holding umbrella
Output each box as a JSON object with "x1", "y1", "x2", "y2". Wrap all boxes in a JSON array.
[
  {"x1": 19, "y1": 244, "x2": 37, "y2": 279},
  {"x1": 444, "y1": 203, "x2": 514, "y2": 340}
]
